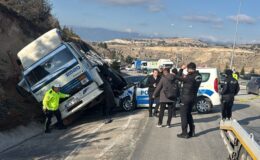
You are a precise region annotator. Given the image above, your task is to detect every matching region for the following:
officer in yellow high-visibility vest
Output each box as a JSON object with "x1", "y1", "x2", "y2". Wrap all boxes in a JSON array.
[
  {"x1": 43, "y1": 84, "x2": 70, "y2": 133},
  {"x1": 232, "y1": 72, "x2": 239, "y2": 81}
]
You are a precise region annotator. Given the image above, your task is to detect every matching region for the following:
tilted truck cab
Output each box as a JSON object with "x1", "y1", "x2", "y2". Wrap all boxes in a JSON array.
[{"x1": 17, "y1": 29, "x2": 105, "y2": 122}]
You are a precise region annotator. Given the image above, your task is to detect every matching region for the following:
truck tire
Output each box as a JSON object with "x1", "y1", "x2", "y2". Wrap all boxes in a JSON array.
[
  {"x1": 120, "y1": 97, "x2": 134, "y2": 111},
  {"x1": 195, "y1": 97, "x2": 212, "y2": 114}
]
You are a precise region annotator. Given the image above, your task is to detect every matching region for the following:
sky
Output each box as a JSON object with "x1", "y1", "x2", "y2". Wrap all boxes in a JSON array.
[{"x1": 51, "y1": 0, "x2": 260, "y2": 43}]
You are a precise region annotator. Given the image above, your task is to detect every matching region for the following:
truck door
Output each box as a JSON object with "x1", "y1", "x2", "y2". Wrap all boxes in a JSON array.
[{"x1": 135, "y1": 76, "x2": 149, "y2": 107}]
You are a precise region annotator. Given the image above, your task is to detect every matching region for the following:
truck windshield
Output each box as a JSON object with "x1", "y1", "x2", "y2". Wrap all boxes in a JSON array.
[{"x1": 25, "y1": 45, "x2": 77, "y2": 87}]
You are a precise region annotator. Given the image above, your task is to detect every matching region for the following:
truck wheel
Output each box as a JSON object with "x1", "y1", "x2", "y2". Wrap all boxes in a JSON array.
[
  {"x1": 195, "y1": 97, "x2": 212, "y2": 114},
  {"x1": 121, "y1": 97, "x2": 134, "y2": 111}
]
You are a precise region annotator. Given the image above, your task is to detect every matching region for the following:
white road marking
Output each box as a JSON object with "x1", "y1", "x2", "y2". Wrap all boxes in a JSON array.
[{"x1": 64, "y1": 123, "x2": 105, "y2": 160}]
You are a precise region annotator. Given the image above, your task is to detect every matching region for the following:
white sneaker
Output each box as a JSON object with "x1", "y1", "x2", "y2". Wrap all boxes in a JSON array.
[
  {"x1": 157, "y1": 124, "x2": 162, "y2": 128},
  {"x1": 166, "y1": 125, "x2": 171, "y2": 128}
]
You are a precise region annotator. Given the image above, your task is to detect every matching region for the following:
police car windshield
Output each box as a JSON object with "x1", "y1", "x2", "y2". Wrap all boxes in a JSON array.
[{"x1": 25, "y1": 45, "x2": 77, "y2": 87}]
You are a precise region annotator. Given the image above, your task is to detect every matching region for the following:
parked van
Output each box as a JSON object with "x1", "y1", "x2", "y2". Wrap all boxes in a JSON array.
[{"x1": 157, "y1": 59, "x2": 174, "y2": 69}]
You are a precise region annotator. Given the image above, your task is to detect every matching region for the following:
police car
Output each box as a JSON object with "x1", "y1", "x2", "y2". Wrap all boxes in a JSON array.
[{"x1": 121, "y1": 68, "x2": 221, "y2": 113}]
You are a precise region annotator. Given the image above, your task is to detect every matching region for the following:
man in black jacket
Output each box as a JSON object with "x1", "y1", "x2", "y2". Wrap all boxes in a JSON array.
[
  {"x1": 146, "y1": 69, "x2": 161, "y2": 117},
  {"x1": 175, "y1": 62, "x2": 202, "y2": 138},
  {"x1": 220, "y1": 69, "x2": 240, "y2": 120}
]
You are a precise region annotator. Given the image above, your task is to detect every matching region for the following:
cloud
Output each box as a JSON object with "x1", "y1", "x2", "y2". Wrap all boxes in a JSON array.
[
  {"x1": 227, "y1": 14, "x2": 256, "y2": 24},
  {"x1": 148, "y1": 4, "x2": 164, "y2": 12},
  {"x1": 183, "y1": 15, "x2": 223, "y2": 24}
]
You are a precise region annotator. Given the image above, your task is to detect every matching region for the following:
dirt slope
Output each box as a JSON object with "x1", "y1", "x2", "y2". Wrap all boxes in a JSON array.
[{"x1": 0, "y1": 3, "x2": 56, "y2": 130}]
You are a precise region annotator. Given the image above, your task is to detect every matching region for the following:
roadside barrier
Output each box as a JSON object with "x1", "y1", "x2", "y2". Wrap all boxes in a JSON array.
[{"x1": 220, "y1": 119, "x2": 260, "y2": 160}]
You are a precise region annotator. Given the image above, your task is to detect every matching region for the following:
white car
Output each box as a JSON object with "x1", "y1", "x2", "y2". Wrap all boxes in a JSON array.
[{"x1": 131, "y1": 68, "x2": 221, "y2": 113}]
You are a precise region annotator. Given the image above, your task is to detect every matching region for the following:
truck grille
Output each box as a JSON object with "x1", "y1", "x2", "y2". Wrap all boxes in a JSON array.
[{"x1": 60, "y1": 73, "x2": 91, "y2": 95}]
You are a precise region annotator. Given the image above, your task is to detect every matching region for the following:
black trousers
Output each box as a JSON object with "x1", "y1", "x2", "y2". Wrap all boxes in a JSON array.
[
  {"x1": 45, "y1": 109, "x2": 64, "y2": 131},
  {"x1": 148, "y1": 92, "x2": 160, "y2": 116},
  {"x1": 158, "y1": 102, "x2": 174, "y2": 125},
  {"x1": 180, "y1": 96, "x2": 195, "y2": 134},
  {"x1": 221, "y1": 96, "x2": 234, "y2": 119}
]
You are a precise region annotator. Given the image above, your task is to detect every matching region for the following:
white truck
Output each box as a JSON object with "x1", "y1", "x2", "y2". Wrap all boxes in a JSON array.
[
  {"x1": 16, "y1": 29, "x2": 129, "y2": 122},
  {"x1": 157, "y1": 59, "x2": 174, "y2": 69}
]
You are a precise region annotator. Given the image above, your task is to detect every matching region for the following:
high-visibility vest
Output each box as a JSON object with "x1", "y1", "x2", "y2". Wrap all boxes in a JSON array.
[
  {"x1": 42, "y1": 89, "x2": 69, "y2": 111},
  {"x1": 232, "y1": 73, "x2": 239, "y2": 81}
]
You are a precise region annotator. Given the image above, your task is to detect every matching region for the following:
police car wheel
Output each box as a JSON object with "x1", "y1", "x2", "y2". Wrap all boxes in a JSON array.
[
  {"x1": 195, "y1": 97, "x2": 212, "y2": 114},
  {"x1": 121, "y1": 97, "x2": 134, "y2": 111}
]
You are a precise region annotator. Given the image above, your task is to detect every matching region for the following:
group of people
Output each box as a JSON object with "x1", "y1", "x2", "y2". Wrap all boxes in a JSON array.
[
  {"x1": 146, "y1": 62, "x2": 240, "y2": 139},
  {"x1": 41, "y1": 62, "x2": 240, "y2": 137},
  {"x1": 146, "y1": 62, "x2": 202, "y2": 138}
]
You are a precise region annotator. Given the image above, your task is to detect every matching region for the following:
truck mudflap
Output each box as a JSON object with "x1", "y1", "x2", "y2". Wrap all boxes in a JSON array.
[
  {"x1": 51, "y1": 82, "x2": 103, "y2": 125},
  {"x1": 220, "y1": 119, "x2": 260, "y2": 160}
]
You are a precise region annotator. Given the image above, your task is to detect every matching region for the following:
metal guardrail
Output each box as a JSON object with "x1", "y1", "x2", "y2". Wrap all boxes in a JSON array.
[{"x1": 220, "y1": 119, "x2": 260, "y2": 160}]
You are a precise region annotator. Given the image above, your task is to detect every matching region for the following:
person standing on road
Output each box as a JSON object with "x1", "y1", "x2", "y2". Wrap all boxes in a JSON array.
[
  {"x1": 43, "y1": 84, "x2": 70, "y2": 133},
  {"x1": 153, "y1": 68, "x2": 179, "y2": 128},
  {"x1": 171, "y1": 68, "x2": 180, "y2": 117},
  {"x1": 102, "y1": 76, "x2": 116, "y2": 124},
  {"x1": 146, "y1": 69, "x2": 161, "y2": 117},
  {"x1": 220, "y1": 69, "x2": 240, "y2": 120},
  {"x1": 175, "y1": 63, "x2": 202, "y2": 138}
]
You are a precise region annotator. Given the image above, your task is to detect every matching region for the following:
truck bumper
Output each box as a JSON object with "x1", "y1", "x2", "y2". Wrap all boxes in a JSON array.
[{"x1": 51, "y1": 82, "x2": 103, "y2": 124}]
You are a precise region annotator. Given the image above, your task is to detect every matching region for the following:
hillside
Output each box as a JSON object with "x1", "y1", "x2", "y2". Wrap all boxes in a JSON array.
[
  {"x1": 0, "y1": 1, "x2": 70, "y2": 130},
  {"x1": 103, "y1": 38, "x2": 260, "y2": 73}
]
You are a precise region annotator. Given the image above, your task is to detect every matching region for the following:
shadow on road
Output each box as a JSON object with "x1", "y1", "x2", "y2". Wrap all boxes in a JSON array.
[
  {"x1": 194, "y1": 115, "x2": 220, "y2": 123},
  {"x1": 232, "y1": 103, "x2": 250, "y2": 112},
  {"x1": 238, "y1": 115, "x2": 260, "y2": 125},
  {"x1": 195, "y1": 127, "x2": 219, "y2": 137}
]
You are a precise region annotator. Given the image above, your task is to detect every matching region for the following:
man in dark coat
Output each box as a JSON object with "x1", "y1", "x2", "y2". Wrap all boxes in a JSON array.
[
  {"x1": 153, "y1": 68, "x2": 178, "y2": 128},
  {"x1": 171, "y1": 68, "x2": 180, "y2": 117},
  {"x1": 146, "y1": 69, "x2": 161, "y2": 117},
  {"x1": 175, "y1": 63, "x2": 202, "y2": 138},
  {"x1": 220, "y1": 69, "x2": 240, "y2": 120}
]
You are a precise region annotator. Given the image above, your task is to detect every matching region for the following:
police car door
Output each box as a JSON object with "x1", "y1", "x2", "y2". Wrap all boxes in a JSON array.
[{"x1": 135, "y1": 76, "x2": 149, "y2": 107}]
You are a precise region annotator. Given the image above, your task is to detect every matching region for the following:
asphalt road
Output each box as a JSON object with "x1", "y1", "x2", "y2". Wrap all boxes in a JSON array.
[{"x1": 0, "y1": 87, "x2": 259, "y2": 160}]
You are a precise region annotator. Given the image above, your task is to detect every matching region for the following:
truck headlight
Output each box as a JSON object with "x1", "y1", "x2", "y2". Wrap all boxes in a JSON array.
[{"x1": 66, "y1": 97, "x2": 81, "y2": 110}]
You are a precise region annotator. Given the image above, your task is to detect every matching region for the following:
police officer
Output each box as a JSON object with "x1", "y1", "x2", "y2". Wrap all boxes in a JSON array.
[
  {"x1": 175, "y1": 63, "x2": 202, "y2": 138},
  {"x1": 146, "y1": 69, "x2": 161, "y2": 117},
  {"x1": 43, "y1": 84, "x2": 70, "y2": 133},
  {"x1": 221, "y1": 69, "x2": 240, "y2": 120}
]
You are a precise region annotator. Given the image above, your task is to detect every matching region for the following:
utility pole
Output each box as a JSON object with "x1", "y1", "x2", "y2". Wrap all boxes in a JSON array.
[{"x1": 230, "y1": 0, "x2": 242, "y2": 69}]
